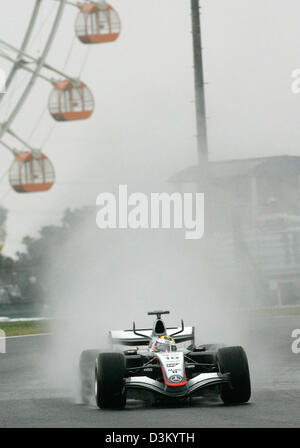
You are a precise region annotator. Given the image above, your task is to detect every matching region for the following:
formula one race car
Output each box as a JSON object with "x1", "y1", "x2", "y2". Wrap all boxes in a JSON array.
[{"x1": 79, "y1": 311, "x2": 251, "y2": 409}]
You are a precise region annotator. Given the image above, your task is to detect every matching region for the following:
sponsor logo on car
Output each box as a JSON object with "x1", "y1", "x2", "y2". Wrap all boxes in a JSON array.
[{"x1": 169, "y1": 374, "x2": 183, "y2": 383}]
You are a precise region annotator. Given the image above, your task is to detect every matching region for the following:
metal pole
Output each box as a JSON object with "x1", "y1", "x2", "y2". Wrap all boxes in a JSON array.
[
  {"x1": 190, "y1": 0, "x2": 208, "y2": 178},
  {"x1": 190, "y1": 0, "x2": 213, "y2": 237}
]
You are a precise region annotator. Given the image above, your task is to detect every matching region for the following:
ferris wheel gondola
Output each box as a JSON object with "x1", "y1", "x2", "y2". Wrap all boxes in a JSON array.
[
  {"x1": 49, "y1": 80, "x2": 94, "y2": 121},
  {"x1": 75, "y1": 2, "x2": 121, "y2": 44},
  {"x1": 9, "y1": 151, "x2": 55, "y2": 193}
]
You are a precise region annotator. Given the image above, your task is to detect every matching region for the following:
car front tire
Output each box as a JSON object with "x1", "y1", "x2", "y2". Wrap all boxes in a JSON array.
[
  {"x1": 217, "y1": 346, "x2": 251, "y2": 405},
  {"x1": 95, "y1": 352, "x2": 126, "y2": 409}
]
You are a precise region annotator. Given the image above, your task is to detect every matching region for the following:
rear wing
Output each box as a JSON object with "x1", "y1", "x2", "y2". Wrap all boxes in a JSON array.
[{"x1": 109, "y1": 326, "x2": 195, "y2": 347}]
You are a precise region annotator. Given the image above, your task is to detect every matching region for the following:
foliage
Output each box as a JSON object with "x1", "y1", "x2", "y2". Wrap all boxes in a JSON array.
[{"x1": 0, "y1": 207, "x2": 91, "y2": 303}]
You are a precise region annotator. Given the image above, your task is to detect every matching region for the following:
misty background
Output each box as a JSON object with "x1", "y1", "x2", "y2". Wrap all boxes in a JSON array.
[{"x1": 0, "y1": 0, "x2": 299, "y2": 256}]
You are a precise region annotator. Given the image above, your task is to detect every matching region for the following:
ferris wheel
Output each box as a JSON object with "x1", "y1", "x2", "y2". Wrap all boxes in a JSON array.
[{"x1": 0, "y1": 0, "x2": 121, "y2": 194}]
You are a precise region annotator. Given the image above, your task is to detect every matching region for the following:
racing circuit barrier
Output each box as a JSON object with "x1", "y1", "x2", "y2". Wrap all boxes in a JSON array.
[{"x1": 0, "y1": 302, "x2": 45, "y2": 319}]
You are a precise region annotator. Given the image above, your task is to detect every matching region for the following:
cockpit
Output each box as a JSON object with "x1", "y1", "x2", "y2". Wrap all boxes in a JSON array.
[{"x1": 151, "y1": 335, "x2": 177, "y2": 352}]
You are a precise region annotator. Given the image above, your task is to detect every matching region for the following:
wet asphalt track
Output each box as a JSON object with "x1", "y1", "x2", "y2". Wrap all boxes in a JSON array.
[{"x1": 0, "y1": 316, "x2": 300, "y2": 428}]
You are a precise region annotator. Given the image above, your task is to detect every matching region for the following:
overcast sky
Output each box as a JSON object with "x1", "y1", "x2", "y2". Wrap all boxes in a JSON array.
[{"x1": 0, "y1": 0, "x2": 300, "y2": 256}]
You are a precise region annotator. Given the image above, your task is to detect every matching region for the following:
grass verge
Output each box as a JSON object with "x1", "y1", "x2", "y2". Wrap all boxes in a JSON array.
[
  {"x1": 250, "y1": 305, "x2": 300, "y2": 318},
  {"x1": 0, "y1": 320, "x2": 49, "y2": 337}
]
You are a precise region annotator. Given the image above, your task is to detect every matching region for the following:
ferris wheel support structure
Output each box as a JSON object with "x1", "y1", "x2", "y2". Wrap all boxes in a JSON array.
[
  {"x1": 0, "y1": 0, "x2": 67, "y2": 148},
  {"x1": 0, "y1": 40, "x2": 80, "y2": 86},
  {"x1": 2, "y1": 0, "x2": 43, "y2": 101},
  {"x1": 0, "y1": 0, "x2": 120, "y2": 198}
]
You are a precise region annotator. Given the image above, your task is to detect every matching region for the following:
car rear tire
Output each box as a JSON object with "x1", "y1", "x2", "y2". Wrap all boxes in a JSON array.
[
  {"x1": 79, "y1": 349, "x2": 100, "y2": 404},
  {"x1": 217, "y1": 346, "x2": 251, "y2": 405},
  {"x1": 95, "y1": 352, "x2": 126, "y2": 409}
]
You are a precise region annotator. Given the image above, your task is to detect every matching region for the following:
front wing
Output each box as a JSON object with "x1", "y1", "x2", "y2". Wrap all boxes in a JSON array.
[{"x1": 126, "y1": 372, "x2": 230, "y2": 399}]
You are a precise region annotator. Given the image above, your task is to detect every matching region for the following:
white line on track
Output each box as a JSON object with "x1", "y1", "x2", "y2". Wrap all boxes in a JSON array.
[{"x1": 6, "y1": 333, "x2": 51, "y2": 339}]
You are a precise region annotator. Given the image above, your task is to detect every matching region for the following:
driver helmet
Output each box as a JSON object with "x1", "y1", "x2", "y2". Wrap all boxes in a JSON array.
[{"x1": 152, "y1": 335, "x2": 177, "y2": 352}]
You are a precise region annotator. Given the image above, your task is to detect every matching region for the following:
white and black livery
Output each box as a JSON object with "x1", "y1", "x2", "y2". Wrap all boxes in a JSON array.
[{"x1": 79, "y1": 310, "x2": 251, "y2": 409}]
